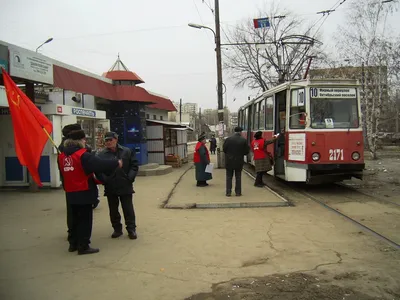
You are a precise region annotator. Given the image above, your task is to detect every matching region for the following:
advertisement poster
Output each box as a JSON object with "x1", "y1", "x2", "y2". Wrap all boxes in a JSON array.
[{"x1": 288, "y1": 133, "x2": 306, "y2": 161}]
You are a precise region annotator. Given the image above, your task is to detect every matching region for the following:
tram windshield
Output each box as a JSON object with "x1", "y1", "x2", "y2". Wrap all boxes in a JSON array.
[{"x1": 310, "y1": 87, "x2": 359, "y2": 129}]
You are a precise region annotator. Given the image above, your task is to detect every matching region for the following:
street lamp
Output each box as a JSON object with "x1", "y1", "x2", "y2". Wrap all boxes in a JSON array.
[
  {"x1": 188, "y1": 22, "x2": 224, "y2": 126},
  {"x1": 188, "y1": 23, "x2": 216, "y2": 38},
  {"x1": 36, "y1": 37, "x2": 53, "y2": 52}
]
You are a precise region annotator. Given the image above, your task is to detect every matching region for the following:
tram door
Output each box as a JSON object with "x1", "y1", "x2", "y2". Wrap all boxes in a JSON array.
[{"x1": 274, "y1": 90, "x2": 287, "y2": 176}]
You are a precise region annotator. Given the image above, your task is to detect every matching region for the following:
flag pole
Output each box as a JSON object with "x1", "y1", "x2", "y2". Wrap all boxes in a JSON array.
[{"x1": 42, "y1": 127, "x2": 60, "y2": 154}]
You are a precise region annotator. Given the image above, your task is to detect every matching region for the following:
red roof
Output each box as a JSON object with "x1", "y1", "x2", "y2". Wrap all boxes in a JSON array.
[
  {"x1": 53, "y1": 65, "x2": 176, "y2": 111},
  {"x1": 148, "y1": 98, "x2": 177, "y2": 111},
  {"x1": 102, "y1": 70, "x2": 145, "y2": 84}
]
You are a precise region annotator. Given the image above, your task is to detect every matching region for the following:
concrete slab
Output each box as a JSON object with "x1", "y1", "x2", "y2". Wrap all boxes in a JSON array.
[
  {"x1": 166, "y1": 166, "x2": 288, "y2": 209},
  {"x1": 138, "y1": 165, "x2": 173, "y2": 176}
]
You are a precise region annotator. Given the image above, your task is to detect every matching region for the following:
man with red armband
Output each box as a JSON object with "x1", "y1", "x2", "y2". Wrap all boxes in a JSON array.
[{"x1": 58, "y1": 129, "x2": 122, "y2": 255}]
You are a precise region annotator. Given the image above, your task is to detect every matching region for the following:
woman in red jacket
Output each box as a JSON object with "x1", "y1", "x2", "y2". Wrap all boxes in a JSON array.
[
  {"x1": 251, "y1": 131, "x2": 278, "y2": 187},
  {"x1": 193, "y1": 133, "x2": 212, "y2": 187}
]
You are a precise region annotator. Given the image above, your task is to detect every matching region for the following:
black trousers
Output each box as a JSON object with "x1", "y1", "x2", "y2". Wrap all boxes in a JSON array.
[
  {"x1": 107, "y1": 194, "x2": 136, "y2": 233},
  {"x1": 66, "y1": 198, "x2": 73, "y2": 240},
  {"x1": 69, "y1": 204, "x2": 93, "y2": 249},
  {"x1": 255, "y1": 172, "x2": 265, "y2": 186},
  {"x1": 226, "y1": 168, "x2": 242, "y2": 195}
]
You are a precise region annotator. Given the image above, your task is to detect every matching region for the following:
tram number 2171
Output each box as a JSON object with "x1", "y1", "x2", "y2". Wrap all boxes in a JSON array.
[{"x1": 329, "y1": 149, "x2": 344, "y2": 161}]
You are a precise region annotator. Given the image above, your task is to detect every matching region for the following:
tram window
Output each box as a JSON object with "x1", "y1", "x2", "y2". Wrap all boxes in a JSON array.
[
  {"x1": 243, "y1": 108, "x2": 248, "y2": 130},
  {"x1": 310, "y1": 98, "x2": 359, "y2": 129},
  {"x1": 252, "y1": 103, "x2": 259, "y2": 130},
  {"x1": 259, "y1": 100, "x2": 265, "y2": 130},
  {"x1": 290, "y1": 89, "x2": 306, "y2": 129},
  {"x1": 265, "y1": 97, "x2": 273, "y2": 130}
]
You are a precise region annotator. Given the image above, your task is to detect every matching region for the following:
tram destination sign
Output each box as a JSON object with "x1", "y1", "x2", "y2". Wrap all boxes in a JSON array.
[{"x1": 310, "y1": 87, "x2": 357, "y2": 99}]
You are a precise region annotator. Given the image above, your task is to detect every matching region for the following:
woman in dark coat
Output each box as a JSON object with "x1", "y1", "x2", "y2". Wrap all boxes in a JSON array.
[
  {"x1": 193, "y1": 133, "x2": 212, "y2": 187},
  {"x1": 251, "y1": 131, "x2": 277, "y2": 187},
  {"x1": 209, "y1": 135, "x2": 217, "y2": 154}
]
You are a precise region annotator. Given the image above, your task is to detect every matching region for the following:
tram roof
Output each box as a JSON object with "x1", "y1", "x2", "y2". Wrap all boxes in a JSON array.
[{"x1": 239, "y1": 78, "x2": 360, "y2": 110}]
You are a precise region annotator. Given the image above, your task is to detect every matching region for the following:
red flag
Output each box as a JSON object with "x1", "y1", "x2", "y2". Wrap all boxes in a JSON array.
[{"x1": 2, "y1": 68, "x2": 53, "y2": 187}]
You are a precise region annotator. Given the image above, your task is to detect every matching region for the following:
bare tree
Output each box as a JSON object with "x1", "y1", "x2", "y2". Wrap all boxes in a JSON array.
[
  {"x1": 335, "y1": 0, "x2": 399, "y2": 159},
  {"x1": 223, "y1": 2, "x2": 323, "y2": 92}
]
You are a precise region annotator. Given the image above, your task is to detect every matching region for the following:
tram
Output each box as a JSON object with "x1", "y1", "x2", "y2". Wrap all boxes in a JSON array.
[{"x1": 238, "y1": 79, "x2": 364, "y2": 184}]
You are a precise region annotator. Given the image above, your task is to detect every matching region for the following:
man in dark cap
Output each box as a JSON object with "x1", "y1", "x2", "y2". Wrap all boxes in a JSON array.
[
  {"x1": 96, "y1": 132, "x2": 139, "y2": 240},
  {"x1": 58, "y1": 129, "x2": 122, "y2": 255},
  {"x1": 59, "y1": 124, "x2": 99, "y2": 243},
  {"x1": 223, "y1": 126, "x2": 250, "y2": 197}
]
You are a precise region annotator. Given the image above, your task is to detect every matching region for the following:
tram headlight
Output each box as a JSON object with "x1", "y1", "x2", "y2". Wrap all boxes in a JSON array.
[
  {"x1": 312, "y1": 152, "x2": 320, "y2": 161},
  {"x1": 352, "y1": 151, "x2": 360, "y2": 161}
]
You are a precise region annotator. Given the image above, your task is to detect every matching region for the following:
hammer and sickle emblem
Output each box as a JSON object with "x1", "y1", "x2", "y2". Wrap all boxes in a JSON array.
[{"x1": 8, "y1": 91, "x2": 20, "y2": 108}]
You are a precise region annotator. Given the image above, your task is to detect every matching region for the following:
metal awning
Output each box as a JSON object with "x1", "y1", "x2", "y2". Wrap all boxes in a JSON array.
[{"x1": 171, "y1": 127, "x2": 194, "y2": 131}]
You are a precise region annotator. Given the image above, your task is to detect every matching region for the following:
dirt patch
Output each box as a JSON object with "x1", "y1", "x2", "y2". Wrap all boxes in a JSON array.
[
  {"x1": 343, "y1": 148, "x2": 400, "y2": 205},
  {"x1": 185, "y1": 273, "x2": 383, "y2": 300},
  {"x1": 333, "y1": 272, "x2": 363, "y2": 281}
]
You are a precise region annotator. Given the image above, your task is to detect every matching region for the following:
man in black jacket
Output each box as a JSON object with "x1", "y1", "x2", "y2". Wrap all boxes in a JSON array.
[
  {"x1": 223, "y1": 127, "x2": 250, "y2": 197},
  {"x1": 96, "y1": 132, "x2": 139, "y2": 240},
  {"x1": 59, "y1": 129, "x2": 121, "y2": 255}
]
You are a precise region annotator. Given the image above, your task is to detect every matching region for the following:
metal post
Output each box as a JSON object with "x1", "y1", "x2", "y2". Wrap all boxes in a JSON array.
[
  {"x1": 25, "y1": 82, "x2": 39, "y2": 192},
  {"x1": 215, "y1": 0, "x2": 225, "y2": 168},
  {"x1": 179, "y1": 98, "x2": 182, "y2": 124}
]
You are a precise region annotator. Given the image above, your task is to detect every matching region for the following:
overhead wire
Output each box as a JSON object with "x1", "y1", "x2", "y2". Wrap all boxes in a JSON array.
[{"x1": 193, "y1": 0, "x2": 214, "y2": 44}]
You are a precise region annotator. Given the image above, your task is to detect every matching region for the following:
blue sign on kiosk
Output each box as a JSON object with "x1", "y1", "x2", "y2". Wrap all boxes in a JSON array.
[{"x1": 253, "y1": 18, "x2": 270, "y2": 29}]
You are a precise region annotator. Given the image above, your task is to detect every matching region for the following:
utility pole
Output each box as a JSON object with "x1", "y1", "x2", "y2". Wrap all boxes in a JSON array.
[
  {"x1": 215, "y1": 0, "x2": 226, "y2": 168},
  {"x1": 179, "y1": 98, "x2": 182, "y2": 124},
  {"x1": 215, "y1": 0, "x2": 224, "y2": 124}
]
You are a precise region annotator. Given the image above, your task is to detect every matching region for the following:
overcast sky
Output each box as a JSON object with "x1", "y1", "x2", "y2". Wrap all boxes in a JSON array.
[{"x1": 0, "y1": 0, "x2": 399, "y2": 112}]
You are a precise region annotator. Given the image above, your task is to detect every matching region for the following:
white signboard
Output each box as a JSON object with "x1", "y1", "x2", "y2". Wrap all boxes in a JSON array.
[
  {"x1": 0, "y1": 86, "x2": 8, "y2": 107},
  {"x1": 9, "y1": 45, "x2": 54, "y2": 85},
  {"x1": 310, "y1": 87, "x2": 356, "y2": 99},
  {"x1": 288, "y1": 133, "x2": 306, "y2": 161}
]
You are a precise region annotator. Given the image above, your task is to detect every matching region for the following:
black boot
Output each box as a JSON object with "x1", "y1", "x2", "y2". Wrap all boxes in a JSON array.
[
  {"x1": 128, "y1": 231, "x2": 138, "y2": 240},
  {"x1": 78, "y1": 246, "x2": 100, "y2": 255},
  {"x1": 68, "y1": 244, "x2": 78, "y2": 252},
  {"x1": 111, "y1": 231, "x2": 123, "y2": 238}
]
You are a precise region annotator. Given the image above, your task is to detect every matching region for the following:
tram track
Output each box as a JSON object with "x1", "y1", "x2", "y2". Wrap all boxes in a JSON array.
[{"x1": 243, "y1": 164, "x2": 400, "y2": 251}]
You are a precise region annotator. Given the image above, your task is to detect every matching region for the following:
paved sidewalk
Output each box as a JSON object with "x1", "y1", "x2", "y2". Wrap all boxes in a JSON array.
[
  {"x1": 166, "y1": 166, "x2": 287, "y2": 208},
  {"x1": 166, "y1": 155, "x2": 287, "y2": 209}
]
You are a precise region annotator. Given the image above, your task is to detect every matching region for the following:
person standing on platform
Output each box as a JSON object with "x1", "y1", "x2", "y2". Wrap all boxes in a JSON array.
[
  {"x1": 58, "y1": 129, "x2": 121, "y2": 255},
  {"x1": 209, "y1": 135, "x2": 217, "y2": 155},
  {"x1": 223, "y1": 127, "x2": 250, "y2": 197},
  {"x1": 194, "y1": 132, "x2": 212, "y2": 187},
  {"x1": 251, "y1": 131, "x2": 278, "y2": 187},
  {"x1": 96, "y1": 132, "x2": 139, "y2": 240}
]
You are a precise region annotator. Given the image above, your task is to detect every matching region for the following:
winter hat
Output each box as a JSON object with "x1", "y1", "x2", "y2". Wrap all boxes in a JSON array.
[
  {"x1": 254, "y1": 131, "x2": 262, "y2": 139},
  {"x1": 62, "y1": 123, "x2": 82, "y2": 137},
  {"x1": 67, "y1": 129, "x2": 86, "y2": 140},
  {"x1": 198, "y1": 132, "x2": 206, "y2": 142}
]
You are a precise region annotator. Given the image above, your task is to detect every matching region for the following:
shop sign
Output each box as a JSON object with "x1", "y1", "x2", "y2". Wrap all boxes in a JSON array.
[
  {"x1": 0, "y1": 105, "x2": 41, "y2": 115},
  {"x1": 72, "y1": 107, "x2": 96, "y2": 117},
  {"x1": 288, "y1": 133, "x2": 306, "y2": 161},
  {"x1": 9, "y1": 45, "x2": 54, "y2": 85}
]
